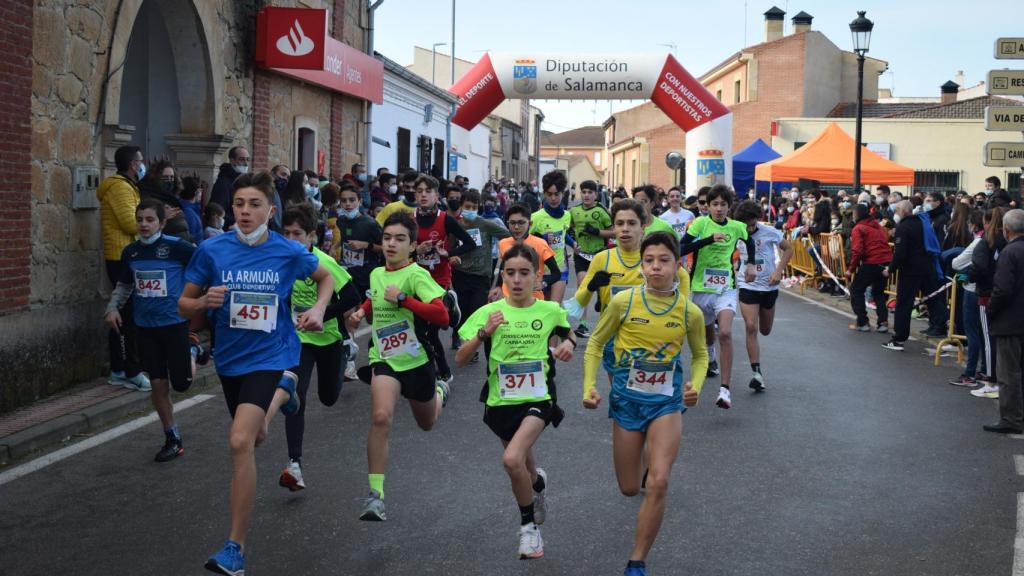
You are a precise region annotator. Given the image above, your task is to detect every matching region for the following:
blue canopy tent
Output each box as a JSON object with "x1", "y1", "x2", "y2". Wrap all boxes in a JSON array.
[{"x1": 732, "y1": 139, "x2": 789, "y2": 198}]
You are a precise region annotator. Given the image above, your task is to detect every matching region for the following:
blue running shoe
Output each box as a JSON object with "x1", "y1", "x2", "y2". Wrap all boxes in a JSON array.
[
  {"x1": 278, "y1": 371, "x2": 300, "y2": 416},
  {"x1": 205, "y1": 540, "x2": 244, "y2": 575},
  {"x1": 624, "y1": 561, "x2": 647, "y2": 576}
]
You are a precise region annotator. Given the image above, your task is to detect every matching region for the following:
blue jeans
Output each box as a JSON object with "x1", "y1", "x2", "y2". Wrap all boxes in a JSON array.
[{"x1": 962, "y1": 290, "x2": 983, "y2": 377}]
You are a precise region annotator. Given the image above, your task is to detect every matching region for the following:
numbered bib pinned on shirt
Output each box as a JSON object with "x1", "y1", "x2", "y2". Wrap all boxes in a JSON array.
[
  {"x1": 546, "y1": 231, "x2": 565, "y2": 250},
  {"x1": 230, "y1": 291, "x2": 278, "y2": 333},
  {"x1": 626, "y1": 359, "x2": 675, "y2": 396},
  {"x1": 375, "y1": 319, "x2": 420, "y2": 358},
  {"x1": 497, "y1": 360, "x2": 547, "y2": 400},
  {"x1": 702, "y1": 268, "x2": 730, "y2": 293},
  {"x1": 466, "y1": 228, "x2": 483, "y2": 248},
  {"x1": 343, "y1": 245, "x2": 365, "y2": 267},
  {"x1": 135, "y1": 270, "x2": 167, "y2": 298}
]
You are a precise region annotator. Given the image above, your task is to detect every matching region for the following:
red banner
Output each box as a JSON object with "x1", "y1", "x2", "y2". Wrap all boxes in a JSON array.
[
  {"x1": 256, "y1": 7, "x2": 383, "y2": 104},
  {"x1": 649, "y1": 55, "x2": 730, "y2": 133},
  {"x1": 450, "y1": 54, "x2": 506, "y2": 130}
]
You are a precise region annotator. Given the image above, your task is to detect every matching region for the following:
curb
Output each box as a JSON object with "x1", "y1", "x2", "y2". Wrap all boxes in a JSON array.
[{"x1": 0, "y1": 368, "x2": 219, "y2": 467}]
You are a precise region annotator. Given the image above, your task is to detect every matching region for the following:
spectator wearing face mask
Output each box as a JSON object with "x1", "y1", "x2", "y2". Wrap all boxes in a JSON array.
[
  {"x1": 179, "y1": 176, "x2": 204, "y2": 244},
  {"x1": 208, "y1": 146, "x2": 249, "y2": 224},
  {"x1": 139, "y1": 160, "x2": 190, "y2": 243},
  {"x1": 349, "y1": 162, "x2": 369, "y2": 207},
  {"x1": 924, "y1": 192, "x2": 950, "y2": 246}
]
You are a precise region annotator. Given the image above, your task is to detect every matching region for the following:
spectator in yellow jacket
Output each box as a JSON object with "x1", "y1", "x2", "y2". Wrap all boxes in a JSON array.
[{"x1": 95, "y1": 145, "x2": 149, "y2": 389}]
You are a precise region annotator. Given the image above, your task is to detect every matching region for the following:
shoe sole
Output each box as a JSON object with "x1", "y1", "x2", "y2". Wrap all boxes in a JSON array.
[
  {"x1": 279, "y1": 472, "x2": 305, "y2": 492},
  {"x1": 519, "y1": 551, "x2": 544, "y2": 560},
  {"x1": 749, "y1": 381, "x2": 765, "y2": 392},
  {"x1": 204, "y1": 559, "x2": 243, "y2": 576},
  {"x1": 359, "y1": 511, "x2": 386, "y2": 521},
  {"x1": 716, "y1": 399, "x2": 731, "y2": 409}
]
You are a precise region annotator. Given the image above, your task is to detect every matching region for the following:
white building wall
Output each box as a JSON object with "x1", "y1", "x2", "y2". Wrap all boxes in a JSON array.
[{"x1": 373, "y1": 71, "x2": 490, "y2": 185}]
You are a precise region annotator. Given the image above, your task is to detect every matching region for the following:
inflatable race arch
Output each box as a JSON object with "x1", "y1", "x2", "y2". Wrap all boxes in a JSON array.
[{"x1": 449, "y1": 53, "x2": 733, "y2": 190}]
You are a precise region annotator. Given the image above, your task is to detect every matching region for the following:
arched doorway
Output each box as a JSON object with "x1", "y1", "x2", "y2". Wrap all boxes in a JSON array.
[{"x1": 106, "y1": 0, "x2": 230, "y2": 179}]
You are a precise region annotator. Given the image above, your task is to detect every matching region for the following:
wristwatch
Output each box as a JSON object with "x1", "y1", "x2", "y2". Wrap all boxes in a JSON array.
[
  {"x1": 477, "y1": 328, "x2": 491, "y2": 342},
  {"x1": 396, "y1": 292, "x2": 407, "y2": 305}
]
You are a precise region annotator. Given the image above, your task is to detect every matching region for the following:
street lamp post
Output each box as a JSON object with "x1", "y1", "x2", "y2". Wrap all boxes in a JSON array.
[
  {"x1": 849, "y1": 10, "x2": 874, "y2": 197},
  {"x1": 431, "y1": 42, "x2": 447, "y2": 85}
]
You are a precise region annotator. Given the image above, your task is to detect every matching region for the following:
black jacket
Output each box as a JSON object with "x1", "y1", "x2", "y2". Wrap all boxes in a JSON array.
[
  {"x1": 208, "y1": 163, "x2": 239, "y2": 228},
  {"x1": 138, "y1": 179, "x2": 190, "y2": 243},
  {"x1": 987, "y1": 236, "x2": 1024, "y2": 337},
  {"x1": 971, "y1": 235, "x2": 1006, "y2": 298},
  {"x1": 927, "y1": 205, "x2": 949, "y2": 246},
  {"x1": 890, "y1": 216, "x2": 935, "y2": 278}
]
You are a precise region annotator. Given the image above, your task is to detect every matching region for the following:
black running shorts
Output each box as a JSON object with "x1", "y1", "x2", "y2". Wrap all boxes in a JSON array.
[
  {"x1": 483, "y1": 400, "x2": 554, "y2": 442},
  {"x1": 371, "y1": 361, "x2": 438, "y2": 403},
  {"x1": 738, "y1": 288, "x2": 779, "y2": 310},
  {"x1": 219, "y1": 370, "x2": 283, "y2": 417},
  {"x1": 138, "y1": 322, "x2": 193, "y2": 392}
]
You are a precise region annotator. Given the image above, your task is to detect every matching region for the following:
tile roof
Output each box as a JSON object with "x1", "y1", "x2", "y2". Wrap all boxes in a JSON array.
[
  {"x1": 827, "y1": 96, "x2": 1024, "y2": 120},
  {"x1": 891, "y1": 96, "x2": 1024, "y2": 119},
  {"x1": 541, "y1": 126, "x2": 604, "y2": 148}
]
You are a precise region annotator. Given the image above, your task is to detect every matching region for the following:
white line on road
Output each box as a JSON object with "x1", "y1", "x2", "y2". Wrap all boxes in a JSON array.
[
  {"x1": 780, "y1": 289, "x2": 857, "y2": 320},
  {"x1": 1016, "y1": 455, "x2": 1024, "y2": 477},
  {"x1": 1014, "y1": 492, "x2": 1024, "y2": 576},
  {"x1": 0, "y1": 394, "x2": 215, "y2": 488}
]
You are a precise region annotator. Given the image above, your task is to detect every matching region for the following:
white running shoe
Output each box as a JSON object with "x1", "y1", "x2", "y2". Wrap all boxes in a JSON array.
[
  {"x1": 518, "y1": 523, "x2": 544, "y2": 559},
  {"x1": 533, "y1": 468, "x2": 547, "y2": 525},
  {"x1": 123, "y1": 373, "x2": 151, "y2": 392},
  {"x1": 344, "y1": 360, "x2": 357, "y2": 381},
  {"x1": 748, "y1": 372, "x2": 765, "y2": 392},
  {"x1": 716, "y1": 386, "x2": 732, "y2": 409},
  {"x1": 107, "y1": 371, "x2": 127, "y2": 386},
  {"x1": 971, "y1": 384, "x2": 999, "y2": 399},
  {"x1": 279, "y1": 460, "x2": 306, "y2": 491}
]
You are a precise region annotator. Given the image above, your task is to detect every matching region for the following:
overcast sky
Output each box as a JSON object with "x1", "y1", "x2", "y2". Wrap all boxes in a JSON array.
[{"x1": 373, "y1": 0, "x2": 1017, "y2": 133}]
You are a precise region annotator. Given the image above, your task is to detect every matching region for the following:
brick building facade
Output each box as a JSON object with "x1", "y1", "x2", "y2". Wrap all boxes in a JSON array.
[
  {"x1": 601, "y1": 8, "x2": 886, "y2": 191},
  {"x1": 0, "y1": 0, "x2": 372, "y2": 413}
]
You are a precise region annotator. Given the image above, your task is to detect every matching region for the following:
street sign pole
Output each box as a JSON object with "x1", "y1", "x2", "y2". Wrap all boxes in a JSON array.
[{"x1": 985, "y1": 41, "x2": 1024, "y2": 179}]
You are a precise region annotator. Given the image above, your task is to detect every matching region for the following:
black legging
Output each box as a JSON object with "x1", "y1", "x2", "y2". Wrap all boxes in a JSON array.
[
  {"x1": 426, "y1": 325, "x2": 451, "y2": 378},
  {"x1": 285, "y1": 341, "x2": 347, "y2": 462},
  {"x1": 105, "y1": 260, "x2": 140, "y2": 377},
  {"x1": 849, "y1": 263, "x2": 889, "y2": 327}
]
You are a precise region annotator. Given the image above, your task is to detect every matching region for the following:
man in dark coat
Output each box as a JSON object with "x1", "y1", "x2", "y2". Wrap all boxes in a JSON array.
[{"x1": 983, "y1": 209, "x2": 1024, "y2": 433}]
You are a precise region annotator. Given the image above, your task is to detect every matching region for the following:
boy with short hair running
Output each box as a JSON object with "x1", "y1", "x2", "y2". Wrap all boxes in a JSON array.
[
  {"x1": 346, "y1": 211, "x2": 451, "y2": 521},
  {"x1": 180, "y1": 172, "x2": 335, "y2": 576},
  {"x1": 531, "y1": 170, "x2": 575, "y2": 303},
  {"x1": 733, "y1": 200, "x2": 793, "y2": 392},
  {"x1": 658, "y1": 187, "x2": 694, "y2": 239},
  {"x1": 680, "y1": 185, "x2": 757, "y2": 410},
  {"x1": 455, "y1": 243, "x2": 576, "y2": 560},
  {"x1": 491, "y1": 203, "x2": 563, "y2": 302},
  {"x1": 569, "y1": 180, "x2": 613, "y2": 337},
  {"x1": 103, "y1": 199, "x2": 197, "y2": 462},
  {"x1": 452, "y1": 189, "x2": 511, "y2": 350},
  {"x1": 582, "y1": 232, "x2": 708, "y2": 576},
  {"x1": 278, "y1": 203, "x2": 363, "y2": 491}
]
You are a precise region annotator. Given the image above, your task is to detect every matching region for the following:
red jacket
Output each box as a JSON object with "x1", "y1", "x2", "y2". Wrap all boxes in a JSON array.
[{"x1": 849, "y1": 217, "x2": 892, "y2": 271}]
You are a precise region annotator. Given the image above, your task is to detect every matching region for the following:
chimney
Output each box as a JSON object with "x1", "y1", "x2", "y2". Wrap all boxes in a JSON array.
[
  {"x1": 764, "y1": 6, "x2": 785, "y2": 42},
  {"x1": 940, "y1": 80, "x2": 959, "y2": 104},
  {"x1": 791, "y1": 11, "x2": 813, "y2": 34},
  {"x1": 955, "y1": 70, "x2": 965, "y2": 87}
]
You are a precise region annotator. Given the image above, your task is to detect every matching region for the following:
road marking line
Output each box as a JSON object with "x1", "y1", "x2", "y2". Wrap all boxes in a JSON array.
[
  {"x1": 0, "y1": 394, "x2": 215, "y2": 488},
  {"x1": 1016, "y1": 455, "x2": 1024, "y2": 476},
  {"x1": 1012, "y1": 435, "x2": 1024, "y2": 441},
  {"x1": 780, "y1": 289, "x2": 857, "y2": 320},
  {"x1": 1014, "y1": 493, "x2": 1024, "y2": 576}
]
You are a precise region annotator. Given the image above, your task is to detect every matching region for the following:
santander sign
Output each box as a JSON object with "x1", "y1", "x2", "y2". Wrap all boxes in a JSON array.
[{"x1": 276, "y1": 19, "x2": 315, "y2": 57}]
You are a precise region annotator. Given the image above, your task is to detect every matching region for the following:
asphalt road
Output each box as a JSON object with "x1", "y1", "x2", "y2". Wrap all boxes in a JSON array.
[{"x1": 1, "y1": 291, "x2": 1020, "y2": 576}]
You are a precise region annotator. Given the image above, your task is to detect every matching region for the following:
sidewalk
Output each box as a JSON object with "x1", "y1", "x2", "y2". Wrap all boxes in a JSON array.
[{"x1": 0, "y1": 364, "x2": 219, "y2": 467}]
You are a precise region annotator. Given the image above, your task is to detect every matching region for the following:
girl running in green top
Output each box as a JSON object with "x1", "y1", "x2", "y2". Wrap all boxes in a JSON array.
[{"x1": 455, "y1": 242, "x2": 576, "y2": 561}]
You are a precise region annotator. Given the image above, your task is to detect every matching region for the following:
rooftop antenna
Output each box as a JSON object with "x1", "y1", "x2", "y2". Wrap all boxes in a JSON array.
[{"x1": 657, "y1": 42, "x2": 677, "y2": 55}]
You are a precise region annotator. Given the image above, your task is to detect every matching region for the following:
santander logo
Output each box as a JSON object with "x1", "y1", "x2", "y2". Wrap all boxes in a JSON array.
[{"x1": 276, "y1": 19, "x2": 315, "y2": 57}]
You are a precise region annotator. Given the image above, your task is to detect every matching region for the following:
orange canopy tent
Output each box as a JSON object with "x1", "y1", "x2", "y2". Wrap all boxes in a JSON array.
[{"x1": 754, "y1": 122, "x2": 914, "y2": 185}]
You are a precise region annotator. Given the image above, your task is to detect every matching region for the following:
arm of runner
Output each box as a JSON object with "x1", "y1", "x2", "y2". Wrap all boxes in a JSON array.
[
  {"x1": 678, "y1": 232, "x2": 717, "y2": 255},
  {"x1": 574, "y1": 252, "x2": 605, "y2": 306},
  {"x1": 455, "y1": 309, "x2": 502, "y2": 367},
  {"x1": 550, "y1": 325, "x2": 576, "y2": 362},
  {"x1": 178, "y1": 282, "x2": 224, "y2": 318},
  {"x1": 685, "y1": 300, "x2": 709, "y2": 400},
  {"x1": 773, "y1": 238, "x2": 795, "y2": 285},
  {"x1": 443, "y1": 215, "x2": 478, "y2": 257},
  {"x1": 401, "y1": 296, "x2": 449, "y2": 327},
  {"x1": 325, "y1": 280, "x2": 362, "y2": 322},
  {"x1": 296, "y1": 265, "x2": 334, "y2": 332},
  {"x1": 582, "y1": 294, "x2": 625, "y2": 407},
  {"x1": 742, "y1": 235, "x2": 757, "y2": 265}
]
